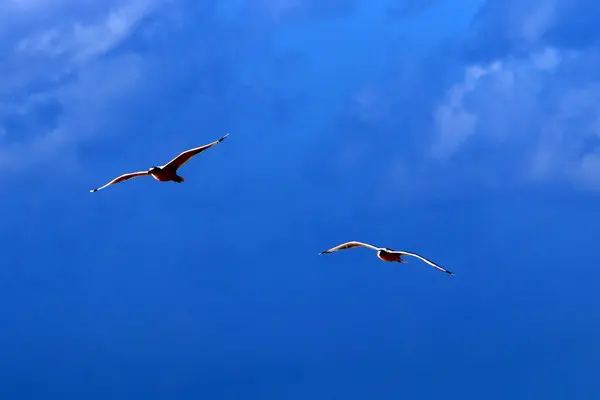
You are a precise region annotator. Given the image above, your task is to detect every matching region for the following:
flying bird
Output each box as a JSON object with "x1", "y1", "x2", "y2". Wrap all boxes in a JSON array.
[
  {"x1": 318, "y1": 241, "x2": 454, "y2": 275},
  {"x1": 90, "y1": 133, "x2": 229, "y2": 192}
]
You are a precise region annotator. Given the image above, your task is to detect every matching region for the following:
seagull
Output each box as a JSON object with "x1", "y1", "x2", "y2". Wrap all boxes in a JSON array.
[
  {"x1": 318, "y1": 241, "x2": 454, "y2": 275},
  {"x1": 90, "y1": 133, "x2": 229, "y2": 192}
]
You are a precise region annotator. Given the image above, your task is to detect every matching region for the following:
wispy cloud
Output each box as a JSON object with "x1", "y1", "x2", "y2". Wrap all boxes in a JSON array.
[
  {"x1": 248, "y1": 0, "x2": 357, "y2": 22},
  {"x1": 16, "y1": 0, "x2": 158, "y2": 62},
  {"x1": 429, "y1": 0, "x2": 600, "y2": 189},
  {"x1": 310, "y1": 0, "x2": 600, "y2": 197},
  {"x1": 433, "y1": 44, "x2": 600, "y2": 189},
  {"x1": 386, "y1": 0, "x2": 439, "y2": 19},
  {"x1": 0, "y1": 0, "x2": 164, "y2": 175},
  {"x1": 431, "y1": 62, "x2": 503, "y2": 158}
]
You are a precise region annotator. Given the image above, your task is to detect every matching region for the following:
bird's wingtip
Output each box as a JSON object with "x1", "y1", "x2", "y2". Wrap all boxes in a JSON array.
[{"x1": 90, "y1": 189, "x2": 97, "y2": 193}]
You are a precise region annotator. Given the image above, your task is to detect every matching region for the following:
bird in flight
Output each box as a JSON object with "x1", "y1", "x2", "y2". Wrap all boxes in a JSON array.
[
  {"x1": 90, "y1": 133, "x2": 229, "y2": 192},
  {"x1": 318, "y1": 241, "x2": 454, "y2": 275}
]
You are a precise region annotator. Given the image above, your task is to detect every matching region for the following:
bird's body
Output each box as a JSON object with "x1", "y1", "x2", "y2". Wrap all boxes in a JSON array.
[
  {"x1": 90, "y1": 133, "x2": 228, "y2": 192},
  {"x1": 319, "y1": 241, "x2": 454, "y2": 275},
  {"x1": 148, "y1": 166, "x2": 184, "y2": 182},
  {"x1": 376, "y1": 249, "x2": 406, "y2": 263}
]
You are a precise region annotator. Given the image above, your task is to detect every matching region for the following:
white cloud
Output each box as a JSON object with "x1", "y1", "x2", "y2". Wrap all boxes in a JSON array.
[
  {"x1": 577, "y1": 151, "x2": 600, "y2": 189},
  {"x1": 431, "y1": 62, "x2": 503, "y2": 157},
  {"x1": 16, "y1": 0, "x2": 159, "y2": 63},
  {"x1": 0, "y1": 0, "x2": 165, "y2": 177},
  {"x1": 519, "y1": 0, "x2": 556, "y2": 43},
  {"x1": 432, "y1": 46, "x2": 600, "y2": 189},
  {"x1": 530, "y1": 47, "x2": 560, "y2": 70},
  {"x1": 255, "y1": 0, "x2": 305, "y2": 21}
]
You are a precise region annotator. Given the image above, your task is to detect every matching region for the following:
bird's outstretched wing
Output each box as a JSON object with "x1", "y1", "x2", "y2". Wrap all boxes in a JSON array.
[
  {"x1": 90, "y1": 171, "x2": 149, "y2": 192},
  {"x1": 162, "y1": 133, "x2": 229, "y2": 171},
  {"x1": 394, "y1": 251, "x2": 454, "y2": 275},
  {"x1": 319, "y1": 241, "x2": 380, "y2": 254}
]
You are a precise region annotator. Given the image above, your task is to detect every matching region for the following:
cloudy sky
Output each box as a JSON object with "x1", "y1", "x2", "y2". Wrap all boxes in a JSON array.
[{"x1": 1, "y1": 0, "x2": 599, "y2": 398}]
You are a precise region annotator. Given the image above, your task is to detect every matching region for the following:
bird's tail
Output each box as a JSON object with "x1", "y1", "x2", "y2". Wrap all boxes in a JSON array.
[{"x1": 174, "y1": 175, "x2": 185, "y2": 183}]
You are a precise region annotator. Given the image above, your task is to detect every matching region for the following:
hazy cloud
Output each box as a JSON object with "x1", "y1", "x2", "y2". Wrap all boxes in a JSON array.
[
  {"x1": 386, "y1": 0, "x2": 438, "y2": 19},
  {"x1": 248, "y1": 0, "x2": 357, "y2": 22},
  {"x1": 325, "y1": 0, "x2": 600, "y2": 194},
  {"x1": 16, "y1": 0, "x2": 158, "y2": 63},
  {"x1": 0, "y1": 0, "x2": 164, "y2": 174},
  {"x1": 433, "y1": 46, "x2": 600, "y2": 189}
]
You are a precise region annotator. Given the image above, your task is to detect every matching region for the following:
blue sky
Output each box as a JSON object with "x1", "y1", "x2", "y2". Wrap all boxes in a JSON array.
[{"x1": 1, "y1": 0, "x2": 599, "y2": 398}]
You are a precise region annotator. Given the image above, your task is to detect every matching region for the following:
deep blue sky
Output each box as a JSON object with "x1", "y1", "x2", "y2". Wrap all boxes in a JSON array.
[{"x1": 1, "y1": 0, "x2": 600, "y2": 398}]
